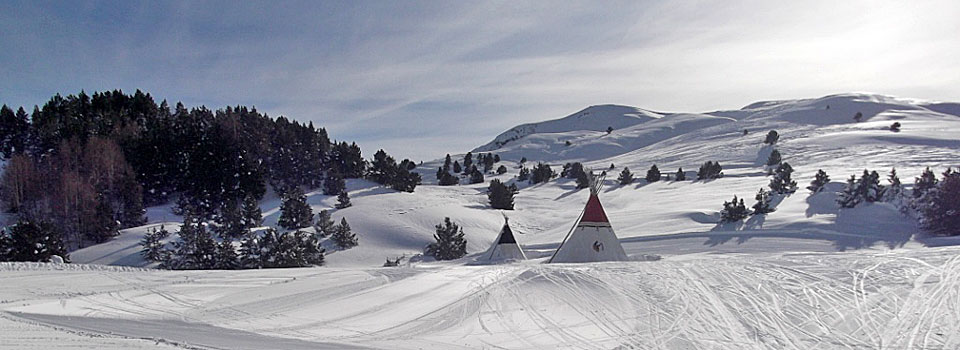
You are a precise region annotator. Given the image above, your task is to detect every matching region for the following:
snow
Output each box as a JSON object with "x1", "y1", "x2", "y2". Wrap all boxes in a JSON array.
[{"x1": 5, "y1": 92, "x2": 960, "y2": 348}]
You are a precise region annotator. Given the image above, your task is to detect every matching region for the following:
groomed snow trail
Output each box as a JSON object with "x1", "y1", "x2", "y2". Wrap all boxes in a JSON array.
[{"x1": 4, "y1": 246, "x2": 960, "y2": 349}]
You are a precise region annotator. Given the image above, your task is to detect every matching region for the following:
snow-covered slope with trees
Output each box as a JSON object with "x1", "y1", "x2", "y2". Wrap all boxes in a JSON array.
[{"x1": 5, "y1": 92, "x2": 960, "y2": 349}]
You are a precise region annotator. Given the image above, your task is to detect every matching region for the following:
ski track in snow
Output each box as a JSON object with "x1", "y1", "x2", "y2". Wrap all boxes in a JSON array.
[{"x1": 5, "y1": 246, "x2": 960, "y2": 349}]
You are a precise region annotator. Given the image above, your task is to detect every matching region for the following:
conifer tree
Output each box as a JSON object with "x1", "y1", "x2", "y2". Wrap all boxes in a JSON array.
[
  {"x1": 169, "y1": 213, "x2": 217, "y2": 270},
  {"x1": 837, "y1": 175, "x2": 860, "y2": 208},
  {"x1": 425, "y1": 217, "x2": 467, "y2": 260},
  {"x1": 530, "y1": 163, "x2": 556, "y2": 184},
  {"x1": 436, "y1": 167, "x2": 445, "y2": 181},
  {"x1": 808, "y1": 169, "x2": 830, "y2": 193},
  {"x1": 469, "y1": 167, "x2": 485, "y2": 184},
  {"x1": 313, "y1": 210, "x2": 335, "y2": 238},
  {"x1": 752, "y1": 188, "x2": 775, "y2": 214},
  {"x1": 645, "y1": 164, "x2": 661, "y2": 182},
  {"x1": 331, "y1": 217, "x2": 358, "y2": 249},
  {"x1": 769, "y1": 162, "x2": 798, "y2": 194},
  {"x1": 278, "y1": 187, "x2": 313, "y2": 230},
  {"x1": 140, "y1": 225, "x2": 170, "y2": 263},
  {"x1": 215, "y1": 199, "x2": 245, "y2": 239},
  {"x1": 443, "y1": 154, "x2": 452, "y2": 173},
  {"x1": 519, "y1": 157, "x2": 527, "y2": 164},
  {"x1": 916, "y1": 169, "x2": 960, "y2": 236},
  {"x1": 675, "y1": 168, "x2": 686, "y2": 181},
  {"x1": 240, "y1": 194, "x2": 263, "y2": 229},
  {"x1": 3, "y1": 220, "x2": 67, "y2": 262},
  {"x1": 853, "y1": 112, "x2": 863, "y2": 122},
  {"x1": 88, "y1": 193, "x2": 120, "y2": 243},
  {"x1": 574, "y1": 168, "x2": 590, "y2": 189},
  {"x1": 238, "y1": 230, "x2": 264, "y2": 269},
  {"x1": 496, "y1": 165, "x2": 508, "y2": 175},
  {"x1": 617, "y1": 167, "x2": 634, "y2": 185},
  {"x1": 214, "y1": 239, "x2": 239, "y2": 270},
  {"x1": 488, "y1": 179, "x2": 519, "y2": 210},
  {"x1": 453, "y1": 161, "x2": 462, "y2": 174},
  {"x1": 517, "y1": 166, "x2": 530, "y2": 181},
  {"x1": 886, "y1": 168, "x2": 903, "y2": 201},
  {"x1": 323, "y1": 171, "x2": 345, "y2": 195},
  {"x1": 462, "y1": 152, "x2": 473, "y2": 174},
  {"x1": 483, "y1": 154, "x2": 495, "y2": 173},
  {"x1": 720, "y1": 196, "x2": 750, "y2": 222},
  {"x1": 438, "y1": 172, "x2": 459, "y2": 186},
  {"x1": 914, "y1": 167, "x2": 938, "y2": 198},
  {"x1": 335, "y1": 191, "x2": 352, "y2": 209},
  {"x1": 766, "y1": 149, "x2": 782, "y2": 167},
  {"x1": 764, "y1": 130, "x2": 779, "y2": 145},
  {"x1": 697, "y1": 161, "x2": 723, "y2": 180},
  {"x1": 493, "y1": 154, "x2": 500, "y2": 163},
  {"x1": 857, "y1": 170, "x2": 885, "y2": 202}
]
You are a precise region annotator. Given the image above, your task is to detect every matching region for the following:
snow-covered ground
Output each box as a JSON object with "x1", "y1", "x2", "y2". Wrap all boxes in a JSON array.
[{"x1": 3, "y1": 92, "x2": 960, "y2": 348}]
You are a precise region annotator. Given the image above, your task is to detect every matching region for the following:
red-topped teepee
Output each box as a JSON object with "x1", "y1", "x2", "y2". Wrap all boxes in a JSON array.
[{"x1": 548, "y1": 171, "x2": 628, "y2": 263}]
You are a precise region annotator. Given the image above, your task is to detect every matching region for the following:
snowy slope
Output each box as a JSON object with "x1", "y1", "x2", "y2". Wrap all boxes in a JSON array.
[{"x1": 68, "y1": 93, "x2": 960, "y2": 269}]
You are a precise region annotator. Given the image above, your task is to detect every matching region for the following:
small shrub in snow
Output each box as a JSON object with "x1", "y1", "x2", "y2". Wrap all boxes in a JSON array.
[
  {"x1": 425, "y1": 217, "x2": 467, "y2": 260},
  {"x1": 720, "y1": 196, "x2": 750, "y2": 223},
  {"x1": 765, "y1": 149, "x2": 782, "y2": 167},
  {"x1": 889, "y1": 122, "x2": 901, "y2": 132},
  {"x1": 853, "y1": 112, "x2": 863, "y2": 122},
  {"x1": 645, "y1": 164, "x2": 661, "y2": 182},
  {"x1": 752, "y1": 188, "x2": 775, "y2": 215},
  {"x1": 764, "y1": 130, "x2": 780, "y2": 145},
  {"x1": 675, "y1": 168, "x2": 686, "y2": 181},
  {"x1": 617, "y1": 167, "x2": 634, "y2": 185},
  {"x1": 807, "y1": 169, "x2": 830, "y2": 193},
  {"x1": 697, "y1": 161, "x2": 723, "y2": 180},
  {"x1": 768, "y1": 162, "x2": 798, "y2": 194},
  {"x1": 529, "y1": 162, "x2": 555, "y2": 185},
  {"x1": 496, "y1": 165, "x2": 508, "y2": 175}
]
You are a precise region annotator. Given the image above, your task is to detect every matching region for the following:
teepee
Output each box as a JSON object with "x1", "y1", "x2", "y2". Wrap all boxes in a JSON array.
[
  {"x1": 480, "y1": 216, "x2": 527, "y2": 261},
  {"x1": 548, "y1": 171, "x2": 628, "y2": 263}
]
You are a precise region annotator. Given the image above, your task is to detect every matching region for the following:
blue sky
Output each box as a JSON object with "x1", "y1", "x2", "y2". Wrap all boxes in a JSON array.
[{"x1": 2, "y1": 0, "x2": 958, "y2": 160}]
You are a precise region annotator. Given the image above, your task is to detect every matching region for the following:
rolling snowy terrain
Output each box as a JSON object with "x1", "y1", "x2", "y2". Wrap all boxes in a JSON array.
[{"x1": 3, "y1": 93, "x2": 960, "y2": 349}]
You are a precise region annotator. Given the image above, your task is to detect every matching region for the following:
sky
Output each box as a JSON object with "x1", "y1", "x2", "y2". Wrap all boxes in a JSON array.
[{"x1": 1, "y1": 0, "x2": 959, "y2": 160}]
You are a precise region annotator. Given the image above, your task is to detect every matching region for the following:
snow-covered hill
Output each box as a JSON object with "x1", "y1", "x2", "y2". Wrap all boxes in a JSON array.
[{"x1": 6, "y1": 92, "x2": 960, "y2": 349}]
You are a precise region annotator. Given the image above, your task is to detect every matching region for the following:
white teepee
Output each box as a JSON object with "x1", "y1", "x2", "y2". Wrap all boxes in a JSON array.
[
  {"x1": 479, "y1": 217, "x2": 527, "y2": 261},
  {"x1": 548, "y1": 172, "x2": 628, "y2": 263}
]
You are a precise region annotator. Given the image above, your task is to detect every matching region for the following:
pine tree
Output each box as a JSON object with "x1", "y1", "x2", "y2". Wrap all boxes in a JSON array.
[
  {"x1": 914, "y1": 167, "x2": 938, "y2": 198},
  {"x1": 916, "y1": 169, "x2": 960, "y2": 236},
  {"x1": 645, "y1": 164, "x2": 661, "y2": 182},
  {"x1": 675, "y1": 168, "x2": 686, "y2": 181},
  {"x1": 240, "y1": 194, "x2": 263, "y2": 229},
  {"x1": 852, "y1": 170, "x2": 885, "y2": 203},
  {"x1": 425, "y1": 217, "x2": 467, "y2": 260},
  {"x1": 331, "y1": 217, "x2": 358, "y2": 249},
  {"x1": 462, "y1": 152, "x2": 473, "y2": 174},
  {"x1": 493, "y1": 154, "x2": 500, "y2": 163},
  {"x1": 482, "y1": 154, "x2": 495, "y2": 173},
  {"x1": 518, "y1": 166, "x2": 530, "y2": 181},
  {"x1": 488, "y1": 179, "x2": 518, "y2": 210},
  {"x1": 238, "y1": 230, "x2": 264, "y2": 269},
  {"x1": 87, "y1": 193, "x2": 120, "y2": 243},
  {"x1": 453, "y1": 161, "x2": 462, "y2": 174},
  {"x1": 140, "y1": 225, "x2": 170, "y2": 263},
  {"x1": 720, "y1": 196, "x2": 750, "y2": 222},
  {"x1": 215, "y1": 199, "x2": 245, "y2": 239},
  {"x1": 529, "y1": 162, "x2": 555, "y2": 184},
  {"x1": 764, "y1": 130, "x2": 779, "y2": 145},
  {"x1": 335, "y1": 191, "x2": 352, "y2": 209},
  {"x1": 752, "y1": 188, "x2": 775, "y2": 214},
  {"x1": 277, "y1": 187, "x2": 313, "y2": 230},
  {"x1": 837, "y1": 175, "x2": 860, "y2": 208},
  {"x1": 765, "y1": 149, "x2": 782, "y2": 167},
  {"x1": 443, "y1": 154, "x2": 452, "y2": 173},
  {"x1": 323, "y1": 171, "x2": 345, "y2": 196},
  {"x1": 496, "y1": 165, "x2": 508, "y2": 175},
  {"x1": 469, "y1": 167, "x2": 485, "y2": 184},
  {"x1": 438, "y1": 172, "x2": 459, "y2": 186},
  {"x1": 3, "y1": 220, "x2": 67, "y2": 262},
  {"x1": 313, "y1": 209, "x2": 335, "y2": 238},
  {"x1": 617, "y1": 167, "x2": 634, "y2": 185},
  {"x1": 886, "y1": 168, "x2": 903, "y2": 202},
  {"x1": 807, "y1": 169, "x2": 830, "y2": 193},
  {"x1": 768, "y1": 162, "x2": 798, "y2": 194},
  {"x1": 574, "y1": 168, "x2": 590, "y2": 189},
  {"x1": 214, "y1": 239, "x2": 239, "y2": 270},
  {"x1": 697, "y1": 161, "x2": 723, "y2": 180},
  {"x1": 169, "y1": 213, "x2": 217, "y2": 270},
  {"x1": 369, "y1": 149, "x2": 397, "y2": 185}
]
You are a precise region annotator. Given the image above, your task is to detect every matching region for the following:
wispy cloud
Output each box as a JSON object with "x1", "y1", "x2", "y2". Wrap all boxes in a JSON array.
[{"x1": 1, "y1": 0, "x2": 958, "y2": 160}]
